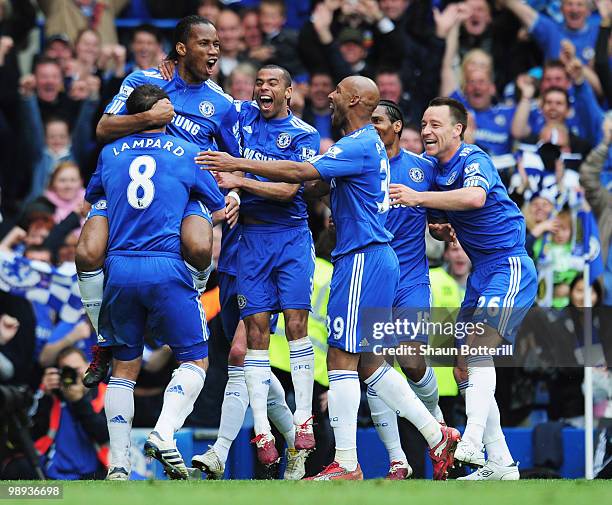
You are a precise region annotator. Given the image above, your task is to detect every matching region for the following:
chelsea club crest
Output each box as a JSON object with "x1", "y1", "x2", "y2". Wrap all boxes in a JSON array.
[
  {"x1": 199, "y1": 101, "x2": 215, "y2": 117},
  {"x1": 409, "y1": 167, "x2": 425, "y2": 183},
  {"x1": 276, "y1": 132, "x2": 292, "y2": 149}
]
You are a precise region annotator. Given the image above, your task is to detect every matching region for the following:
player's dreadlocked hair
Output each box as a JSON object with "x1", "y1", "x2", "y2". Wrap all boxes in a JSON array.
[
  {"x1": 378, "y1": 99, "x2": 405, "y2": 136},
  {"x1": 168, "y1": 15, "x2": 214, "y2": 60},
  {"x1": 126, "y1": 84, "x2": 170, "y2": 115}
]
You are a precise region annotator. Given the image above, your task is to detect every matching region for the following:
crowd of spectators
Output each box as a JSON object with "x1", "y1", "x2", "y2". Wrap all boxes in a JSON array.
[{"x1": 0, "y1": 0, "x2": 611, "y2": 480}]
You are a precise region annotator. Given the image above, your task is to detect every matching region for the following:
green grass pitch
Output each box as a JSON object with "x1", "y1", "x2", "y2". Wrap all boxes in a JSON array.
[{"x1": 5, "y1": 480, "x2": 612, "y2": 505}]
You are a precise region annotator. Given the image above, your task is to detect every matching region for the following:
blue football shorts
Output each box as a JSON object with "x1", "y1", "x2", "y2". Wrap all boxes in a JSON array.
[
  {"x1": 98, "y1": 254, "x2": 208, "y2": 361},
  {"x1": 326, "y1": 244, "x2": 399, "y2": 354},
  {"x1": 457, "y1": 254, "x2": 537, "y2": 346}
]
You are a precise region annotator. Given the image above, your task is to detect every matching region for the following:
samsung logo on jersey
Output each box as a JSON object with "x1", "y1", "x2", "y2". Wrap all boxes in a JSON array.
[
  {"x1": 244, "y1": 147, "x2": 277, "y2": 161},
  {"x1": 112, "y1": 138, "x2": 185, "y2": 157},
  {"x1": 171, "y1": 114, "x2": 201, "y2": 136}
]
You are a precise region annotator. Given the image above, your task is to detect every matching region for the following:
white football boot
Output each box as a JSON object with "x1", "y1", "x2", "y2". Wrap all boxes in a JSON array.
[
  {"x1": 454, "y1": 439, "x2": 486, "y2": 467},
  {"x1": 458, "y1": 460, "x2": 520, "y2": 481},
  {"x1": 192, "y1": 446, "x2": 225, "y2": 480},
  {"x1": 284, "y1": 448, "x2": 308, "y2": 480}
]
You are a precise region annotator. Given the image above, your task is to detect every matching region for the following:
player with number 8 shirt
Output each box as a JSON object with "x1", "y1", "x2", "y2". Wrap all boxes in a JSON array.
[
  {"x1": 76, "y1": 15, "x2": 241, "y2": 388},
  {"x1": 85, "y1": 84, "x2": 226, "y2": 480}
]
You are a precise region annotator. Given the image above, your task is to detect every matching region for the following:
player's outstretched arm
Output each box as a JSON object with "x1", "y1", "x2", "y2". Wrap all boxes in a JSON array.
[
  {"x1": 195, "y1": 151, "x2": 320, "y2": 183},
  {"x1": 390, "y1": 184, "x2": 486, "y2": 210},
  {"x1": 96, "y1": 99, "x2": 175, "y2": 144},
  {"x1": 215, "y1": 171, "x2": 299, "y2": 202}
]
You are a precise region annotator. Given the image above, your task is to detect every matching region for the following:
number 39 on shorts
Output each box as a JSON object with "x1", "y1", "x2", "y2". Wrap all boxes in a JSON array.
[{"x1": 326, "y1": 315, "x2": 345, "y2": 340}]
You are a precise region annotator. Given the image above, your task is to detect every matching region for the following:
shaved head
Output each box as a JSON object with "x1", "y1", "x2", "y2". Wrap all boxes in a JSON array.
[
  {"x1": 342, "y1": 75, "x2": 380, "y2": 114},
  {"x1": 330, "y1": 75, "x2": 381, "y2": 132}
]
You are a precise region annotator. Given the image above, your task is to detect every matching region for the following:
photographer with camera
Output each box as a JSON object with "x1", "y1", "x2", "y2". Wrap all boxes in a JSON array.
[{"x1": 31, "y1": 347, "x2": 109, "y2": 480}]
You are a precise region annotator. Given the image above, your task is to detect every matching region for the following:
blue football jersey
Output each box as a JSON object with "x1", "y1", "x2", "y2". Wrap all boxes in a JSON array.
[
  {"x1": 311, "y1": 124, "x2": 393, "y2": 259},
  {"x1": 238, "y1": 101, "x2": 320, "y2": 225},
  {"x1": 424, "y1": 143, "x2": 527, "y2": 267},
  {"x1": 105, "y1": 68, "x2": 241, "y2": 274},
  {"x1": 531, "y1": 14, "x2": 598, "y2": 64},
  {"x1": 386, "y1": 149, "x2": 435, "y2": 286},
  {"x1": 105, "y1": 68, "x2": 241, "y2": 157},
  {"x1": 86, "y1": 132, "x2": 225, "y2": 257},
  {"x1": 451, "y1": 90, "x2": 515, "y2": 156}
]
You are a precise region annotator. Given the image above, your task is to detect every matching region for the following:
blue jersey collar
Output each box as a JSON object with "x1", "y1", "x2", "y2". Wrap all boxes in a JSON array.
[
  {"x1": 439, "y1": 142, "x2": 465, "y2": 173},
  {"x1": 265, "y1": 110, "x2": 294, "y2": 124},
  {"x1": 172, "y1": 68, "x2": 207, "y2": 89},
  {"x1": 344, "y1": 123, "x2": 374, "y2": 137},
  {"x1": 388, "y1": 148, "x2": 404, "y2": 164}
]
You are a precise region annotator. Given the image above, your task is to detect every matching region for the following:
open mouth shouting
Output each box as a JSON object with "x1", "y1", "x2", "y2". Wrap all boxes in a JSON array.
[
  {"x1": 205, "y1": 57, "x2": 218, "y2": 73},
  {"x1": 258, "y1": 93, "x2": 274, "y2": 112}
]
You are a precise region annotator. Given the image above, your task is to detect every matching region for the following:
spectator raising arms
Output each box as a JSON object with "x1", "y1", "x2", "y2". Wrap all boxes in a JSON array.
[{"x1": 38, "y1": 0, "x2": 129, "y2": 46}]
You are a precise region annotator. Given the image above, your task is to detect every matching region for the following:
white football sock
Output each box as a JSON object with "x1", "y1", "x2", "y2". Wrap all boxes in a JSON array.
[
  {"x1": 154, "y1": 363, "x2": 206, "y2": 440},
  {"x1": 365, "y1": 363, "x2": 442, "y2": 448},
  {"x1": 105, "y1": 377, "x2": 135, "y2": 469},
  {"x1": 407, "y1": 367, "x2": 444, "y2": 423},
  {"x1": 328, "y1": 370, "x2": 360, "y2": 471},
  {"x1": 213, "y1": 365, "x2": 249, "y2": 464},
  {"x1": 268, "y1": 371, "x2": 295, "y2": 448},
  {"x1": 288, "y1": 336, "x2": 314, "y2": 425},
  {"x1": 244, "y1": 349, "x2": 271, "y2": 435},
  {"x1": 464, "y1": 357, "x2": 496, "y2": 450},
  {"x1": 483, "y1": 396, "x2": 514, "y2": 466},
  {"x1": 367, "y1": 386, "x2": 406, "y2": 463},
  {"x1": 77, "y1": 268, "x2": 104, "y2": 333},
  {"x1": 184, "y1": 261, "x2": 212, "y2": 294}
]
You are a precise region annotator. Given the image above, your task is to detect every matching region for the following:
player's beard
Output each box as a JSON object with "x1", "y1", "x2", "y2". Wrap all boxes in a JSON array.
[{"x1": 331, "y1": 107, "x2": 346, "y2": 131}]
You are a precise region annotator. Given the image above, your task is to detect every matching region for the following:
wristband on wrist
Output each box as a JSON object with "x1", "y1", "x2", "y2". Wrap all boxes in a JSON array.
[{"x1": 227, "y1": 191, "x2": 241, "y2": 206}]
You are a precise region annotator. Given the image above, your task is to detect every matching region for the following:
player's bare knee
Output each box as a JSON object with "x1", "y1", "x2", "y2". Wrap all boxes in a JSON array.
[
  {"x1": 181, "y1": 217, "x2": 212, "y2": 270},
  {"x1": 76, "y1": 218, "x2": 108, "y2": 271},
  {"x1": 401, "y1": 363, "x2": 426, "y2": 382},
  {"x1": 76, "y1": 243, "x2": 104, "y2": 271},
  {"x1": 327, "y1": 346, "x2": 359, "y2": 371},
  {"x1": 112, "y1": 357, "x2": 142, "y2": 382},
  {"x1": 244, "y1": 314, "x2": 271, "y2": 350},
  {"x1": 357, "y1": 363, "x2": 380, "y2": 381},
  {"x1": 284, "y1": 314, "x2": 308, "y2": 341},
  {"x1": 181, "y1": 241, "x2": 212, "y2": 270},
  {"x1": 228, "y1": 343, "x2": 246, "y2": 366},
  {"x1": 396, "y1": 353, "x2": 426, "y2": 381}
]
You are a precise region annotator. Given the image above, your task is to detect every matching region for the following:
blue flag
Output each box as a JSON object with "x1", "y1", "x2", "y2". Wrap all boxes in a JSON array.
[
  {"x1": 0, "y1": 251, "x2": 83, "y2": 323},
  {"x1": 573, "y1": 210, "x2": 604, "y2": 283}
]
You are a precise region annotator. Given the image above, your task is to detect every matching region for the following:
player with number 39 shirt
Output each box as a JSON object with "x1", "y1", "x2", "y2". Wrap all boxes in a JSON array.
[{"x1": 196, "y1": 75, "x2": 460, "y2": 481}]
